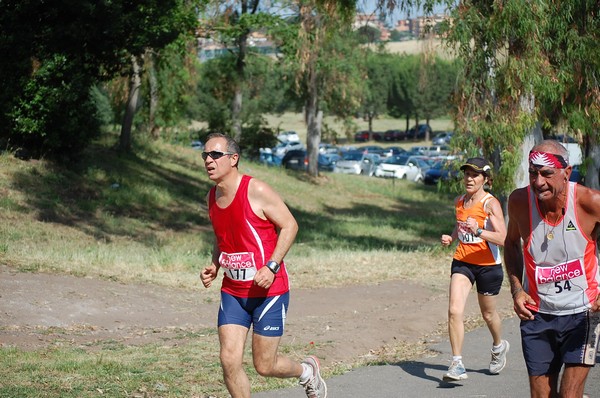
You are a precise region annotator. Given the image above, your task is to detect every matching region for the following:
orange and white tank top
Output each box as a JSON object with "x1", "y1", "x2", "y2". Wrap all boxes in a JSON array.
[
  {"x1": 523, "y1": 182, "x2": 600, "y2": 315},
  {"x1": 453, "y1": 193, "x2": 501, "y2": 266}
]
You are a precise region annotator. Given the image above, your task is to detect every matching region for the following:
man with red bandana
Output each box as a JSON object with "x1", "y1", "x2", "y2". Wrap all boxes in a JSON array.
[
  {"x1": 505, "y1": 139, "x2": 600, "y2": 397},
  {"x1": 200, "y1": 133, "x2": 327, "y2": 398}
]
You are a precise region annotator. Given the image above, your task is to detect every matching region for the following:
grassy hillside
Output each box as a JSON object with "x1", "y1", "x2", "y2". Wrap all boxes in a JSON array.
[
  {"x1": 1, "y1": 135, "x2": 463, "y2": 397},
  {"x1": 0, "y1": 134, "x2": 458, "y2": 297}
]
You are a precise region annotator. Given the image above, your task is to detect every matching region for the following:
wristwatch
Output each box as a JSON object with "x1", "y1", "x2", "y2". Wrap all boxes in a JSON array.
[
  {"x1": 265, "y1": 260, "x2": 280, "y2": 274},
  {"x1": 475, "y1": 228, "x2": 483, "y2": 237}
]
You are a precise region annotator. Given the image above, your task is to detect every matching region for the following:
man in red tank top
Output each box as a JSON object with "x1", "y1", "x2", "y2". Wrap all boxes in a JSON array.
[{"x1": 200, "y1": 133, "x2": 327, "y2": 398}]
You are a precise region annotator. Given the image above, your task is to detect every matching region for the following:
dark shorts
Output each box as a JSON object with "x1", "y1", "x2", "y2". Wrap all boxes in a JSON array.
[
  {"x1": 451, "y1": 259, "x2": 503, "y2": 296},
  {"x1": 218, "y1": 291, "x2": 290, "y2": 337},
  {"x1": 520, "y1": 311, "x2": 600, "y2": 376}
]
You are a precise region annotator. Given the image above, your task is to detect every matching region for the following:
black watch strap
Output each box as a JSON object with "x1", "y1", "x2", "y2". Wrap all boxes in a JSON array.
[{"x1": 265, "y1": 260, "x2": 280, "y2": 274}]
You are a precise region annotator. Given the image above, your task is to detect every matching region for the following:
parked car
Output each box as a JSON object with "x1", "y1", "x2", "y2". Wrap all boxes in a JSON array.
[
  {"x1": 423, "y1": 160, "x2": 459, "y2": 185},
  {"x1": 281, "y1": 150, "x2": 336, "y2": 172},
  {"x1": 407, "y1": 146, "x2": 428, "y2": 156},
  {"x1": 354, "y1": 130, "x2": 383, "y2": 142},
  {"x1": 333, "y1": 151, "x2": 381, "y2": 176},
  {"x1": 570, "y1": 165, "x2": 584, "y2": 184},
  {"x1": 407, "y1": 124, "x2": 432, "y2": 140},
  {"x1": 383, "y1": 129, "x2": 406, "y2": 141},
  {"x1": 272, "y1": 141, "x2": 305, "y2": 157},
  {"x1": 258, "y1": 147, "x2": 282, "y2": 167},
  {"x1": 357, "y1": 145, "x2": 386, "y2": 156},
  {"x1": 423, "y1": 145, "x2": 451, "y2": 157},
  {"x1": 277, "y1": 131, "x2": 300, "y2": 143},
  {"x1": 191, "y1": 140, "x2": 204, "y2": 150},
  {"x1": 432, "y1": 131, "x2": 453, "y2": 145},
  {"x1": 374, "y1": 155, "x2": 428, "y2": 181},
  {"x1": 381, "y1": 146, "x2": 407, "y2": 157},
  {"x1": 319, "y1": 143, "x2": 339, "y2": 154}
]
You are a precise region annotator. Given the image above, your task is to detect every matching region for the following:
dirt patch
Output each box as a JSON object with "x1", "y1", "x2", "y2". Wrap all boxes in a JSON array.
[{"x1": 0, "y1": 265, "x2": 513, "y2": 366}]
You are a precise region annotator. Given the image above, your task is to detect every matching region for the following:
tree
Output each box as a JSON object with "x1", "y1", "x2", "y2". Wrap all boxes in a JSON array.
[
  {"x1": 361, "y1": 51, "x2": 394, "y2": 135},
  {"x1": 275, "y1": 0, "x2": 360, "y2": 176},
  {"x1": 440, "y1": 0, "x2": 600, "y2": 192},
  {"x1": 193, "y1": 52, "x2": 290, "y2": 134},
  {"x1": 387, "y1": 54, "x2": 419, "y2": 133},
  {"x1": 200, "y1": 1, "x2": 287, "y2": 142},
  {"x1": 0, "y1": 0, "x2": 200, "y2": 159},
  {"x1": 115, "y1": 1, "x2": 200, "y2": 152}
]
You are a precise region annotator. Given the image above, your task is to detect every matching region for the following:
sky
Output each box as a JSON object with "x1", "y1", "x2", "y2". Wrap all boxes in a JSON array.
[{"x1": 356, "y1": 0, "x2": 451, "y2": 25}]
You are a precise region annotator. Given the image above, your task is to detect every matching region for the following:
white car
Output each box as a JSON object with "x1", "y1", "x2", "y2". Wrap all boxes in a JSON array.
[
  {"x1": 374, "y1": 155, "x2": 428, "y2": 181},
  {"x1": 334, "y1": 151, "x2": 380, "y2": 176},
  {"x1": 277, "y1": 131, "x2": 300, "y2": 144},
  {"x1": 272, "y1": 141, "x2": 304, "y2": 157}
]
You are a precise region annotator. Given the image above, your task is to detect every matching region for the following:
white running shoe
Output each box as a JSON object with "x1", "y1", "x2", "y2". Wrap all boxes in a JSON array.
[
  {"x1": 300, "y1": 356, "x2": 327, "y2": 398},
  {"x1": 489, "y1": 340, "x2": 510, "y2": 374},
  {"x1": 443, "y1": 360, "x2": 468, "y2": 381}
]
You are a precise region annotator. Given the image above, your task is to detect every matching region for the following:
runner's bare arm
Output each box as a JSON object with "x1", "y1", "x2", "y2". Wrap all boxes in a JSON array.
[
  {"x1": 504, "y1": 189, "x2": 534, "y2": 320},
  {"x1": 577, "y1": 185, "x2": 600, "y2": 311},
  {"x1": 201, "y1": 243, "x2": 221, "y2": 288},
  {"x1": 482, "y1": 197, "x2": 507, "y2": 247}
]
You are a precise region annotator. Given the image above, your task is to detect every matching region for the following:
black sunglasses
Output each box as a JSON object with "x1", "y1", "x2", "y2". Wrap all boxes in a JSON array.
[{"x1": 202, "y1": 151, "x2": 235, "y2": 160}]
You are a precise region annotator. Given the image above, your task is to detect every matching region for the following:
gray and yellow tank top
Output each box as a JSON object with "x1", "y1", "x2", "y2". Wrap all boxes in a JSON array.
[{"x1": 523, "y1": 182, "x2": 600, "y2": 315}]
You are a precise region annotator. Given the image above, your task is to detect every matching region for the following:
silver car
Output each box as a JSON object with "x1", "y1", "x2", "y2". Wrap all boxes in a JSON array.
[
  {"x1": 374, "y1": 155, "x2": 429, "y2": 181},
  {"x1": 333, "y1": 151, "x2": 381, "y2": 176}
]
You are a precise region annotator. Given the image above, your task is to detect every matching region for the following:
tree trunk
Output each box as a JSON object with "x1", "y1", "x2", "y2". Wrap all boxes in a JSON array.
[
  {"x1": 584, "y1": 135, "x2": 600, "y2": 190},
  {"x1": 514, "y1": 92, "x2": 543, "y2": 189},
  {"x1": 232, "y1": 89, "x2": 243, "y2": 142},
  {"x1": 306, "y1": 64, "x2": 321, "y2": 177},
  {"x1": 119, "y1": 55, "x2": 142, "y2": 152},
  {"x1": 146, "y1": 50, "x2": 160, "y2": 140},
  {"x1": 231, "y1": 10, "x2": 248, "y2": 143}
]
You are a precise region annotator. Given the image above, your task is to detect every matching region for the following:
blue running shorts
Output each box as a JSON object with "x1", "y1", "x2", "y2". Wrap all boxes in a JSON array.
[
  {"x1": 521, "y1": 310, "x2": 600, "y2": 376},
  {"x1": 218, "y1": 291, "x2": 289, "y2": 337}
]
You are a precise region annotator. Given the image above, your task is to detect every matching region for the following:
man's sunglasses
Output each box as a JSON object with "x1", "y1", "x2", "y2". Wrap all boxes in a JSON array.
[{"x1": 202, "y1": 151, "x2": 235, "y2": 160}]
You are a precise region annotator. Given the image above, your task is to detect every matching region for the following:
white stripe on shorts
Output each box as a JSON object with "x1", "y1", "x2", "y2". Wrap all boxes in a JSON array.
[{"x1": 583, "y1": 311, "x2": 600, "y2": 365}]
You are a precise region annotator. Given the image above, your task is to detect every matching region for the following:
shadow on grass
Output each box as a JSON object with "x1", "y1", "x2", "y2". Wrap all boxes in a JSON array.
[
  {"x1": 9, "y1": 142, "x2": 215, "y2": 247},
  {"x1": 291, "y1": 180, "x2": 456, "y2": 252},
  {"x1": 9, "y1": 146, "x2": 456, "y2": 253}
]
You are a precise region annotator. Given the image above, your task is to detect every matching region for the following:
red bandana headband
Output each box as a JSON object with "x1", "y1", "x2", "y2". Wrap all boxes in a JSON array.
[{"x1": 529, "y1": 151, "x2": 568, "y2": 169}]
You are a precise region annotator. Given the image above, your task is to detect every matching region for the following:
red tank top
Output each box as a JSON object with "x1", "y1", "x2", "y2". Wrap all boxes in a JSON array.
[{"x1": 209, "y1": 175, "x2": 289, "y2": 298}]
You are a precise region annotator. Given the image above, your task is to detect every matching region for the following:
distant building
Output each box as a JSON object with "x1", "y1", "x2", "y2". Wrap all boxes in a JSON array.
[
  {"x1": 197, "y1": 31, "x2": 280, "y2": 62},
  {"x1": 354, "y1": 12, "x2": 449, "y2": 41},
  {"x1": 394, "y1": 19, "x2": 411, "y2": 33},
  {"x1": 353, "y1": 13, "x2": 390, "y2": 41},
  {"x1": 407, "y1": 14, "x2": 450, "y2": 38}
]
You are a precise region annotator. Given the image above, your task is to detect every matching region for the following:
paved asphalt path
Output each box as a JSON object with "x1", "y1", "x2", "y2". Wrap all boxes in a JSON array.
[{"x1": 254, "y1": 317, "x2": 600, "y2": 398}]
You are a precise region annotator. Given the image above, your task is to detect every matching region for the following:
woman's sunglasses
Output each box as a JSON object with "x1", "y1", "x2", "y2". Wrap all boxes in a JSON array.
[{"x1": 202, "y1": 151, "x2": 235, "y2": 160}]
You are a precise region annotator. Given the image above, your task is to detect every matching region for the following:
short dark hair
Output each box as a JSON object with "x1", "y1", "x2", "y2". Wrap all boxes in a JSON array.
[{"x1": 206, "y1": 132, "x2": 240, "y2": 155}]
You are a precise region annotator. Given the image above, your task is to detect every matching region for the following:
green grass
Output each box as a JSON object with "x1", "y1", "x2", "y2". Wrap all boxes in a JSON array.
[{"x1": 0, "y1": 129, "x2": 461, "y2": 397}]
